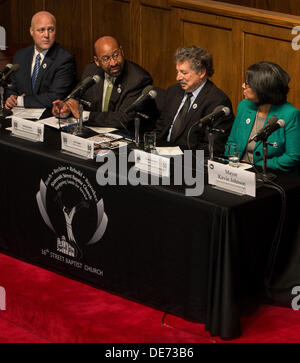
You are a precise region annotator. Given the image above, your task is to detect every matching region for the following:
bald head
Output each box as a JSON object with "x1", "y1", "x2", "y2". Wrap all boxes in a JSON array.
[
  {"x1": 31, "y1": 11, "x2": 56, "y2": 29},
  {"x1": 94, "y1": 36, "x2": 125, "y2": 77},
  {"x1": 30, "y1": 11, "x2": 56, "y2": 52}
]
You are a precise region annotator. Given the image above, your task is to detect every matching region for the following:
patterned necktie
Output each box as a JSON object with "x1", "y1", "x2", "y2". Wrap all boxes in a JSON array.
[
  {"x1": 32, "y1": 53, "x2": 41, "y2": 89},
  {"x1": 170, "y1": 92, "x2": 193, "y2": 142},
  {"x1": 103, "y1": 77, "x2": 113, "y2": 112}
]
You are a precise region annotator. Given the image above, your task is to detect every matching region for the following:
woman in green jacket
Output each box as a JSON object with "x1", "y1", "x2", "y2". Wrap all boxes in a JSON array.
[{"x1": 226, "y1": 62, "x2": 300, "y2": 172}]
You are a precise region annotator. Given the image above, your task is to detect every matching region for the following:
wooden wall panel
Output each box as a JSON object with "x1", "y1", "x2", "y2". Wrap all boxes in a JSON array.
[
  {"x1": 140, "y1": 3, "x2": 178, "y2": 88},
  {"x1": 214, "y1": 0, "x2": 300, "y2": 16},
  {"x1": 92, "y1": 0, "x2": 131, "y2": 63},
  {"x1": 45, "y1": 0, "x2": 93, "y2": 77},
  {"x1": 12, "y1": 0, "x2": 45, "y2": 48},
  {"x1": 2, "y1": 0, "x2": 300, "y2": 111},
  {"x1": 241, "y1": 21, "x2": 300, "y2": 108}
]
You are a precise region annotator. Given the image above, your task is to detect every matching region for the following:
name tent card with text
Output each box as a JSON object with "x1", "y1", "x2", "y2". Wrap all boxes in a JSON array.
[
  {"x1": 134, "y1": 149, "x2": 170, "y2": 177},
  {"x1": 11, "y1": 116, "x2": 44, "y2": 142},
  {"x1": 61, "y1": 132, "x2": 94, "y2": 159},
  {"x1": 208, "y1": 160, "x2": 256, "y2": 197}
]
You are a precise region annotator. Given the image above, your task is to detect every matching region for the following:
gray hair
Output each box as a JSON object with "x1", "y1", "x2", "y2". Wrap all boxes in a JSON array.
[{"x1": 174, "y1": 46, "x2": 214, "y2": 77}]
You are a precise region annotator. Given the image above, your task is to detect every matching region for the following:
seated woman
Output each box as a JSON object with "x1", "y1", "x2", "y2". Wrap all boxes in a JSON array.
[{"x1": 225, "y1": 61, "x2": 300, "y2": 172}]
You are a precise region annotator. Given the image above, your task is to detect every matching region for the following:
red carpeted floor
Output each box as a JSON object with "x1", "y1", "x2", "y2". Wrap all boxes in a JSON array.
[{"x1": 0, "y1": 252, "x2": 300, "y2": 343}]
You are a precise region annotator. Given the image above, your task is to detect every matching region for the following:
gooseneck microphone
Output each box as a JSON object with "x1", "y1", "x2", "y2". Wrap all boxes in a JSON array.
[
  {"x1": 249, "y1": 116, "x2": 285, "y2": 143},
  {"x1": 198, "y1": 105, "x2": 231, "y2": 127},
  {"x1": 124, "y1": 85, "x2": 157, "y2": 113},
  {"x1": 63, "y1": 75, "x2": 101, "y2": 102},
  {"x1": 0, "y1": 64, "x2": 20, "y2": 81}
]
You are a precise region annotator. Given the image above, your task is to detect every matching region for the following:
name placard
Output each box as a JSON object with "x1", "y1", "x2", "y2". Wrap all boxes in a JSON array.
[
  {"x1": 61, "y1": 132, "x2": 94, "y2": 159},
  {"x1": 134, "y1": 149, "x2": 170, "y2": 177},
  {"x1": 11, "y1": 116, "x2": 44, "y2": 142},
  {"x1": 208, "y1": 160, "x2": 256, "y2": 197}
]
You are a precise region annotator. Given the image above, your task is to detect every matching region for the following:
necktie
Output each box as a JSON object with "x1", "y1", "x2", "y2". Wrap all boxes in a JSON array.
[
  {"x1": 170, "y1": 92, "x2": 192, "y2": 142},
  {"x1": 103, "y1": 77, "x2": 113, "y2": 112},
  {"x1": 32, "y1": 53, "x2": 41, "y2": 89}
]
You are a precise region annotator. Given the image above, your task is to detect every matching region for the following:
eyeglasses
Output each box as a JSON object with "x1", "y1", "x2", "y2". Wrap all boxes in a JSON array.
[
  {"x1": 99, "y1": 49, "x2": 122, "y2": 64},
  {"x1": 244, "y1": 80, "x2": 250, "y2": 88}
]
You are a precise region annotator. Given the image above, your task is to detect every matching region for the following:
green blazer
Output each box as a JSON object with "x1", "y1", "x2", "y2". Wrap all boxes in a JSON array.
[{"x1": 225, "y1": 99, "x2": 300, "y2": 172}]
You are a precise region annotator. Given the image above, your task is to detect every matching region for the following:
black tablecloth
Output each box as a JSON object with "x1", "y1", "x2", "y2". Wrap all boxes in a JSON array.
[{"x1": 0, "y1": 128, "x2": 299, "y2": 338}]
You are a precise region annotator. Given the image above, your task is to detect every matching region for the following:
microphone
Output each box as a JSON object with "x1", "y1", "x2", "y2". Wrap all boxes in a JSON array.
[
  {"x1": 198, "y1": 105, "x2": 231, "y2": 127},
  {"x1": 249, "y1": 116, "x2": 285, "y2": 143},
  {"x1": 0, "y1": 64, "x2": 20, "y2": 81},
  {"x1": 124, "y1": 85, "x2": 157, "y2": 113},
  {"x1": 63, "y1": 75, "x2": 101, "y2": 102}
]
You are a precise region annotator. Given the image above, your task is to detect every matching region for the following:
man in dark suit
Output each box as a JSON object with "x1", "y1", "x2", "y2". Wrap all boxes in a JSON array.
[
  {"x1": 52, "y1": 36, "x2": 155, "y2": 134},
  {"x1": 155, "y1": 46, "x2": 234, "y2": 155},
  {"x1": 5, "y1": 11, "x2": 76, "y2": 109}
]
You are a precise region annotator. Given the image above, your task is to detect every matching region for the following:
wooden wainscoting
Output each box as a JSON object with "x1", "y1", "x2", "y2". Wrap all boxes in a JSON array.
[{"x1": 2, "y1": 0, "x2": 300, "y2": 110}]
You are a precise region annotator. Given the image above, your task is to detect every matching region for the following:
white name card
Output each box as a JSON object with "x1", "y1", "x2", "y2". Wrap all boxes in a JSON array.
[
  {"x1": 11, "y1": 116, "x2": 44, "y2": 142},
  {"x1": 208, "y1": 160, "x2": 256, "y2": 197},
  {"x1": 61, "y1": 132, "x2": 94, "y2": 159},
  {"x1": 134, "y1": 149, "x2": 170, "y2": 177}
]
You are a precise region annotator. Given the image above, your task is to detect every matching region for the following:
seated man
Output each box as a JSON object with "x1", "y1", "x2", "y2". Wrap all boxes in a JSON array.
[
  {"x1": 155, "y1": 46, "x2": 234, "y2": 155},
  {"x1": 5, "y1": 11, "x2": 76, "y2": 109},
  {"x1": 52, "y1": 36, "x2": 156, "y2": 135}
]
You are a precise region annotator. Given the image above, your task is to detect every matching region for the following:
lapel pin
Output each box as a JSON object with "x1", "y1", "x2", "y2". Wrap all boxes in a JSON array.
[
  {"x1": 192, "y1": 103, "x2": 197, "y2": 110},
  {"x1": 43, "y1": 63, "x2": 47, "y2": 69},
  {"x1": 117, "y1": 85, "x2": 122, "y2": 94},
  {"x1": 246, "y1": 118, "x2": 251, "y2": 125}
]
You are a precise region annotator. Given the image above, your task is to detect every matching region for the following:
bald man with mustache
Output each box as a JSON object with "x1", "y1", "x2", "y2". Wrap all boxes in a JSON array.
[{"x1": 52, "y1": 36, "x2": 156, "y2": 135}]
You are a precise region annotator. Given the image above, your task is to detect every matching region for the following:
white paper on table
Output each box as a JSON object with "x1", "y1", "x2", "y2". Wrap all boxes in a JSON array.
[
  {"x1": 155, "y1": 146, "x2": 183, "y2": 156},
  {"x1": 86, "y1": 126, "x2": 118, "y2": 134},
  {"x1": 12, "y1": 107, "x2": 46, "y2": 120},
  {"x1": 238, "y1": 163, "x2": 253, "y2": 170},
  {"x1": 37, "y1": 116, "x2": 77, "y2": 129}
]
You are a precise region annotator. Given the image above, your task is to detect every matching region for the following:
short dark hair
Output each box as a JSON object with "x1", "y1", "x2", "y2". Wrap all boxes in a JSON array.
[
  {"x1": 246, "y1": 62, "x2": 290, "y2": 105},
  {"x1": 174, "y1": 46, "x2": 214, "y2": 77}
]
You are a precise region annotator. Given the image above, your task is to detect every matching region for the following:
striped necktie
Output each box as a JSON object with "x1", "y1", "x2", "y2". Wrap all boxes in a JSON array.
[
  {"x1": 32, "y1": 53, "x2": 41, "y2": 89},
  {"x1": 103, "y1": 77, "x2": 113, "y2": 112}
]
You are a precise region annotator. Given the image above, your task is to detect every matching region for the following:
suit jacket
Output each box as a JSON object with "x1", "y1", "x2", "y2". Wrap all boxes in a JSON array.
[
  {"x1": 6, "y1": 43, "x2": 76, "y2": 108},
  {"x1": 226, "y1": 99, "x2": 300, "y2": 172},
  {"x1": 155, "y1": 80, "x2": 234, "y2": 155},
  {"x1": 80, "y1": 60, "x2": 155, "y2": 134}
]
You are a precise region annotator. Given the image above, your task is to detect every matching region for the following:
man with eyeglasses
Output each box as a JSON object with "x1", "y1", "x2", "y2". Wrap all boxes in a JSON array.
[
  {"x1": 5, "y1": 11, "x2": 76, "y2": 109},
  {"x1": 52, "y1": 36, "x2": 155, "y2": 134}
]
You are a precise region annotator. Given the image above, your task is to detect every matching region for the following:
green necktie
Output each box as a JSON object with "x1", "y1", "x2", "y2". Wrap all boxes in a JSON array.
[{"x1": 103, "y1": 77, "x2": 113, "y2": 112}]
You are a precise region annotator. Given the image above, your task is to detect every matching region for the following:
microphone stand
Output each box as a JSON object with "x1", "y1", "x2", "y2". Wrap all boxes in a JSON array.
[
  {"x1": 134, "y1": 112, "x2": 149, "y2": 148},
  {"x1": 257, "y1": 140, "x2": 277, "y2": 181},
  {"x1": 207, "y1": 120, "x2": 215, "y2": 160},
  {"x1": 69, "y1": 98, "x2": 92, "y2": 138},
  {"x1": 206, "y1": 117, "x2": 225, "y2": 160},
  {"x1": 0, "y1": 80, "x2": 12, "y2": 124}
]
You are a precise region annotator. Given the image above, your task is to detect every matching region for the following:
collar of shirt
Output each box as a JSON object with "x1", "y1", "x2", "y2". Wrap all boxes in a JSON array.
[
  {"x1": 31, "y1": 48, "x2": 48, "y2": 75},
  {"x1": 189, "y1": 80, "x2": 207, "y2": 105},
  {"x1": 167, "y1": 80, "x2": 207, "y2": 142}
]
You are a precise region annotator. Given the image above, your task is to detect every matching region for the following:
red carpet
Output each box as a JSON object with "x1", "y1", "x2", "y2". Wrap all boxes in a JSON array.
[{"x1": 0, "y1": 252, "x2": 300, "y2": 343}]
